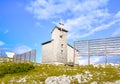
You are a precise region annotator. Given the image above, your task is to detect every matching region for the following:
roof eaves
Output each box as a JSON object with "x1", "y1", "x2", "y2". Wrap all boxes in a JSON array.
[
  {"x1": 41, "y1": 40, "x2": 53, "y2": 45},
  {"x1": 51, "y1": 26, "x2": 68, "y2": 33},
  {"x1": 67, "y1": 44, "x2": 79, "y2": 51}
]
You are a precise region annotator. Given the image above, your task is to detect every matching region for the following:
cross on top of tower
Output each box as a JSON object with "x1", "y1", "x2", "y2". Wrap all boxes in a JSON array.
[
  {"x1": 59, "y1": 20, "x2": 64, "y2": 29},
  {"x1": 59, "y1": 20, "x2": 64, "y2": 36}
]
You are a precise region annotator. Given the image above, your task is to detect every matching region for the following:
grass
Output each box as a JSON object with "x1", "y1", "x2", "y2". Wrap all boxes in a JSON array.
[{"x1": 0, "y1": 63, "x2": 120, "y2": 84}]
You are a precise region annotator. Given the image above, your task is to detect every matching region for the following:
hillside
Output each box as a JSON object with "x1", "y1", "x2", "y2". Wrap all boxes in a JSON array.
[{"x1": 0, "y1": 62, "x2": 120, "y2": 84}]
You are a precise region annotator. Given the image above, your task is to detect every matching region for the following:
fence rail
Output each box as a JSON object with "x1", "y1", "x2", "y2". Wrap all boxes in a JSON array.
[
  {"x1": 74, "y1": 36, "x2": 120, "y2": 65},
  {"x1": 13, "y1": 50, "x2": 36, "y2": 63},
  {"x1": 0, "y1": 49, "x2": 36, "y2": 63}
]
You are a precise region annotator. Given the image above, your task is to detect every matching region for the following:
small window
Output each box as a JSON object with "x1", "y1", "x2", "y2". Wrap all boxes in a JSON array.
[
  {"x1": 61, "y1": 44, "x2": 63, "y2": 48},
  {"x1": 60, "y1": 35, "x2": 63, "y2": 38},
  {"x1": 61, "y1": 50, "x2": 63, "y2": 53}
]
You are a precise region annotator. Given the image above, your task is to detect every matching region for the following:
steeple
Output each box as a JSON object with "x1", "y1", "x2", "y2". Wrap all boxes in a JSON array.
[{"x1": 51, "y1": 21, "x2": 68, "y2": 40}]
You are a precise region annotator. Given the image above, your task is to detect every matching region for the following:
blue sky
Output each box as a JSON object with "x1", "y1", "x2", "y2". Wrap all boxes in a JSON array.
[{"x1": 0, "y1": 0, "x2": 120, "y2": 64}]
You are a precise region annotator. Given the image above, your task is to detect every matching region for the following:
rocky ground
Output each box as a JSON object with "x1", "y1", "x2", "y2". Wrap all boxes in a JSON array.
[
  {"x1": 45, "y1": 73, "x2": 120, "y2": 84},
  {"x1": 0, "y1": 63, "x2": 120, "y2": 84}
]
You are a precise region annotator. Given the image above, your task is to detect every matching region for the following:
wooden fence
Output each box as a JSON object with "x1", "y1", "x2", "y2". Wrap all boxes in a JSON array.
[{"x1": 74, "y1": 36, "x2": 120, "y2": 65}]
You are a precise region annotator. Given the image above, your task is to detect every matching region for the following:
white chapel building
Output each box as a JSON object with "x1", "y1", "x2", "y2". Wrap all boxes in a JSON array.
[{"x1": 42, "y1": 23, "x2": 78, "y2": 64}]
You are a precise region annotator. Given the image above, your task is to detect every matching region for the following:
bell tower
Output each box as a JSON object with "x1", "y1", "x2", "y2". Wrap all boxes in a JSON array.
[{"x1": 51, "y1": 22, "x2": 68, "y2": 64}]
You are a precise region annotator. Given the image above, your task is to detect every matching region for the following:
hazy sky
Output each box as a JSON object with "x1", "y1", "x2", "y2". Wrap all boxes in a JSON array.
[{"x1": 0, "y1": 0, "x2": 120, "y2": 63}]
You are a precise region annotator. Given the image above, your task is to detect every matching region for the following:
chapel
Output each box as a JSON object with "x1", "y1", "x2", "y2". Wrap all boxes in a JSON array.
[{"x1": 42, "y1": 23, "x2": 78, "y2": 64}]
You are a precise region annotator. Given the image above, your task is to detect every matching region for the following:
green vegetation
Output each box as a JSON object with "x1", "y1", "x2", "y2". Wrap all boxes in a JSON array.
[
  {"x1": 0, "y1": 62, "x2": 34, "y2": 78},
  {"x1": 0, "y1": 63, "x2": 120, "y2": 84}
]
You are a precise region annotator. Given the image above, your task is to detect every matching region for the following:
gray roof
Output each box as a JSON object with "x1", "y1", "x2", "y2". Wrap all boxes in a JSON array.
[
  {"x1": 41, "y1": 40, "x2": 53, "y2": 45},
  {"x1": 51, "y1": 26, "x2": 68, "y2": 33}
]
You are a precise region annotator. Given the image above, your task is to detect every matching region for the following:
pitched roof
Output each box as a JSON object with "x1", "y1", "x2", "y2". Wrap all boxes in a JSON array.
[
  {"x1": 41, "y1": 40, "x2": 53, "y2": 45},
  {"x1": 67, "y1": 44, "x2": 79, "y2": 51},
  {"x1": 51, "y1": 26, "x2": 68, "y2": 33},
  {"x1": 67, "y1": 44, "x2": 74, "y2": 49}
]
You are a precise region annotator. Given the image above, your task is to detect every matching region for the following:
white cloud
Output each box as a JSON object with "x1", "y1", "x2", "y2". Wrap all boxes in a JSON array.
[
  {"x1": 26, "y1": 0, "x2": 109, "y2": 20},
  {"x1": 90, "y1": 57, "x2": 102, "y2": 64},
  {"x1": 65, "y1": 9, "x2": 114, "y2": 39},
  {"x1": 79, "y1": 56, "x2": 104, "y2": 65},
  {"x1": 0, "y1": 41, "x2": 5, "y2": 46},
  {"x1": 111, "y1": 11, "x2": 120, "y2": 37},
  {"x1": 78, "y1": 57, "x2": 88, "y2": 65},
  {"x1": 35, "y1": 22, "x2": 41, "y2": 27},
  {"x1": 13, "y1": 45, "x2": 32, "y2": 54},
  {"x1": 34, "y1": 43, "x2": 38, "y2": 47},
  {"x1": 4, "y1": 29, "x2": 9, "y2": 34},
  {"x1": 80, "y1": 19, "x2": 118, "y2": 38},
  {"x1": 115, "y1": 11, "x2": 120, "y2": 19},
  {"x1": 112, "y1": 28, "x2": 120, "y2": 36},
  {"x1": 26, "y1": 0, "x2": 120, "y2": 39},
  {"x1": 79, "y1": 56, "x2": 120, "y2": 65}
]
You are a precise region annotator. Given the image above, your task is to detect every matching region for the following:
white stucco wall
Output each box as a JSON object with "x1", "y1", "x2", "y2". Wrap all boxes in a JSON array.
[
  {"x1": 52, "y1": 28, "x2": 60, "y2": 60},
  {"x1": 67, "y1": 45, "x2": 79, "y2": 64},
  {"x1": 52, "y1": 27, "x2": 67, "y2": 64},
  {"x1": 42, "y1": 41, "x2": 55, "y2": 63},
  {"x1": 67, "y1": 45, "x2": 74, "y2": 63}
]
